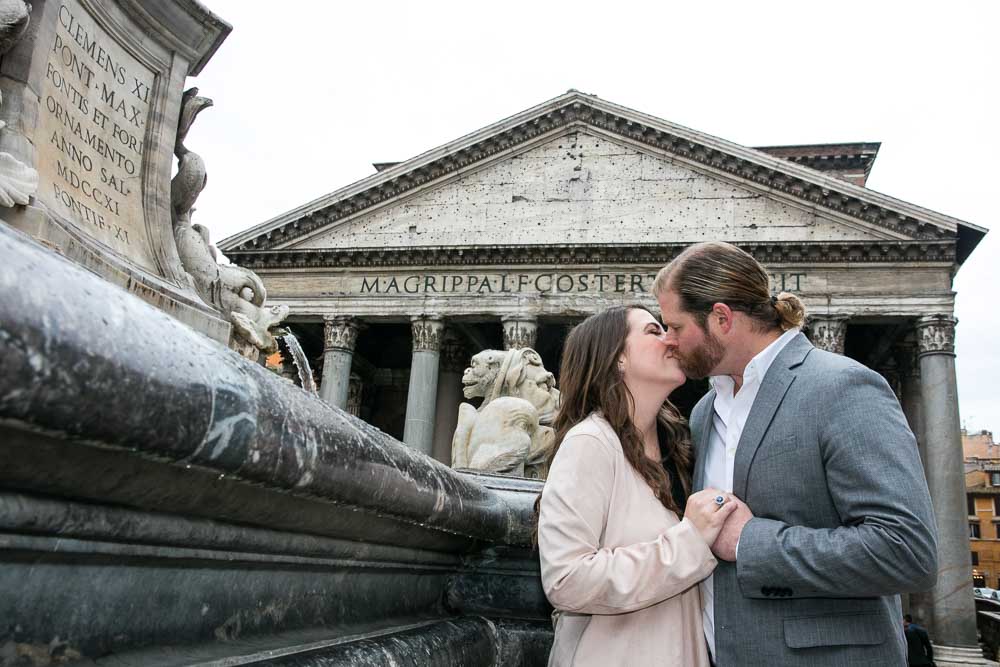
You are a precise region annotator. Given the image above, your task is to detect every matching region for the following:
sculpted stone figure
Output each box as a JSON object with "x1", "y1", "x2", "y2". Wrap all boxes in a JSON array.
[
  {"x1": 0, "y1": 0, "x2": 38, "y2": 208},
  {"x1": 170, "y1": 88, "x2": 287, "y2": 358},
  {"x1": 451, "y1": 348, "x2": 560, "y2": 478}
]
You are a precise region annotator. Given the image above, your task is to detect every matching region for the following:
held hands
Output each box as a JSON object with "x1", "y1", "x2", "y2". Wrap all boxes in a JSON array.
[
  {"x1": 711, "y1": 496, "x2": 753, "y2": 562},
  {"x1": 683, "y1": 488, "x2": 738, "y2": 546}
]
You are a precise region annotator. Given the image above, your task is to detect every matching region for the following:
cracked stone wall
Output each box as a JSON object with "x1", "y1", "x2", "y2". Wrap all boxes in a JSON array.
[{"x1": 296, "y1": 130, "x2": 886, "y2": 250}]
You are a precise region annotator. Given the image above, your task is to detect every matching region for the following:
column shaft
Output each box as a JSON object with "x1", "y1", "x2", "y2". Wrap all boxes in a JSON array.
[
  {"x1": 897, "y1": 344, "x2": 927, "y2": 471},
  {"x1": 917, "y1": 315, "x2": 979, "y2": 648},
  {"x1": 897, "y1": 343, "x2": 931, "y2": 625},
  {"x1": 319, "y1": 317, "x2": 360, "y2": 410},
  {"x1": 403, "y1": 317, "x2": 444, "y2": 456},
  {"x1": 431, "y1": 331, "x2": 469, "y2": 465}
]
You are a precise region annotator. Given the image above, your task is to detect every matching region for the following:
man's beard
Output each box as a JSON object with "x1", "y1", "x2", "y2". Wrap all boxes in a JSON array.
[{"x1": 677, "y1": 329, "x2": 725, "y2": 379}]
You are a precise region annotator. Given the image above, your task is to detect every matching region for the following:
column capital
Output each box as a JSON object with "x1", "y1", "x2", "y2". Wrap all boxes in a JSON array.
[
  {"x1": 807, "y1": 314, "x2": 849, "y2": 354},
  {"x1": 440, "y1": 329, "x2": 470, "y2": 372},
  {"x1": 501, "y1": 316, "x2": 538, "y2": 350},
  {"x1": 411, "y1": 316, "x2": 444, "y2": 353},
  {"x1": 323, "y1": 316, "x2": 361, "y2": 352},
  {"x1": 916, "y1": 314, "x2": 957, "y2": 358}
]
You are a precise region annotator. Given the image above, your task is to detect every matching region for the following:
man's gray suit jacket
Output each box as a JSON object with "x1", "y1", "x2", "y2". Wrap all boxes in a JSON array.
[{"x1": 691, "y1": 332, "x2": 938, "y2": 666}]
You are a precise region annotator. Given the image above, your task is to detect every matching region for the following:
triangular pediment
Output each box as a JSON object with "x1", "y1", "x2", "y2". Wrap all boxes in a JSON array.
[
  {"x1": 220, "y1": 91, "x2": 982, "y2": 260},
  {"x1": 290, "y1": 130, "x2": 896, "y2": 250}
]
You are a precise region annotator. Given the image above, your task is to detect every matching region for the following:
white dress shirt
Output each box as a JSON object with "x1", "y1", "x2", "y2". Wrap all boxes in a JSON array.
[{"x1": 701, "y1": 327, "x2": 800, "y2": 661}]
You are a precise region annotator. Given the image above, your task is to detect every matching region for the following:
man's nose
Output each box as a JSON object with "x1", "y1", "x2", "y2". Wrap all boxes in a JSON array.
[{"x1": 662, "y1": 336, "x2": 679, "y2": 352}]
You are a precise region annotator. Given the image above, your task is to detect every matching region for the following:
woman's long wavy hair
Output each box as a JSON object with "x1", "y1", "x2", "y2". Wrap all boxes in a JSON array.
[{"x1": 535, "y1": 306, "x2": 693, "y2": 535}]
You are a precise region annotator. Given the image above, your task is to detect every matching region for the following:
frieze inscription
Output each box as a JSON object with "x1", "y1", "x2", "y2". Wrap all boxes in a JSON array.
[{"x1": 353, "y1": 272, "x2": 807, "y2": 296}]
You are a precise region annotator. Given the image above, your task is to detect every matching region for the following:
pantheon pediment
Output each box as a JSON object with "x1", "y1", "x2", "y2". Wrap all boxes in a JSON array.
[
  {"x1": 291, "y1": 130, "x2": 894, "y2": 250},
  {"x1": 220, "y1": 91, "x2": 984, "y2": 265}
]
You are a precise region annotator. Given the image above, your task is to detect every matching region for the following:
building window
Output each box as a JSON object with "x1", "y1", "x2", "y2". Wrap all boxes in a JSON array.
[
  {"x1": 970, "y1": 495, "x2": 977, "y2": 515},
  {"x1": 994, "y1": 497, "x2": 1000, "y2": 516},
  {"x1": 971, "y1": 523, "x2": 982, "y2": 539},
  {"x1": 992, "y1": 472, "x2": 1000, "y2": 486},
  {"x1": 973, "y1": 551, "x2": 980, "y2": 566}
]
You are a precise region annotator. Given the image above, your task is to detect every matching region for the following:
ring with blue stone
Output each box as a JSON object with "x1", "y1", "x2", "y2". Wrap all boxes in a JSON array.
[{"x1": 714, "y1": 495, "x2": 726, "y2": 506}]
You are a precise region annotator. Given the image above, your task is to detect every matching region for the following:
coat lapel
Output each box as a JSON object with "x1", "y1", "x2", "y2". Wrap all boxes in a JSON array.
[
  {"x1": 693, "y1": 388, "x2": 716, "y2": 492},
  {"x1": 732, "y1": 333, "x2": 812, "y2": 498}
]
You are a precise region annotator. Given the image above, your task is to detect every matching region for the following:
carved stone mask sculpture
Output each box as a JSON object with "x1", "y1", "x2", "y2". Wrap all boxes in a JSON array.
[
  {"x1": 461, "y1": 350, "x2": 508, "y2": 400},
  {"x1": 453, "y1": 347, "x2": 560, "y2": 479}
]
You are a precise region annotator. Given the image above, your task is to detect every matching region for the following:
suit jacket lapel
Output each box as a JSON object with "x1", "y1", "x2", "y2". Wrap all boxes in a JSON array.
[
  {"x1": 732, "y1": 333, "x2": 812, "y2": 498},
  {"x1": 693, "y1": 388, "x2": 716, "y2": 492}
]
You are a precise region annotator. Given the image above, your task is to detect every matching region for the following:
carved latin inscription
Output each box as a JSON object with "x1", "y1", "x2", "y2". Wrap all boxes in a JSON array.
[
  {"x1": 356, "y1": 272, "x2": 808, "y2": 296},
  {"x1": 36, "y1": 1, "x2": 157, "y2": 269}
]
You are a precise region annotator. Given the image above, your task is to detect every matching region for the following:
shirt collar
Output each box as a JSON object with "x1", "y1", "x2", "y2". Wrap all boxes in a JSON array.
[{"x1": 709, "y1": 328, "x2": 800, "y2": 395}]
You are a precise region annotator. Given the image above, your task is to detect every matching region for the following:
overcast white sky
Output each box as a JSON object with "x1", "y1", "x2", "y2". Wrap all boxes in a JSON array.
[{"x1": 186, "y1": 1, "x2": 998, "y2": 435}]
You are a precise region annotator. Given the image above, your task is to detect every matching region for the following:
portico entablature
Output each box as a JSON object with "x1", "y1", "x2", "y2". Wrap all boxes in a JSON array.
[
  {"x1": 272, "y1": 295, "x2": 955, "y2": 322},
  {"x1": 260, "y1": 260, "x2": 955, "y2": 322}
]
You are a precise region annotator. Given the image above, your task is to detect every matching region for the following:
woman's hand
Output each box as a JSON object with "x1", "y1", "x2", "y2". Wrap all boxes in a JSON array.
[{"x1": 683, "y1": 488, "x2": 738, "y2": 546}]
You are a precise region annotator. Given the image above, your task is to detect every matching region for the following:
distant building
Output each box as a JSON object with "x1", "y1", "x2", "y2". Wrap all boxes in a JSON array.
[
  {"x1": 965, "y1": 430, "x2": 1000, "y2": 587},
  {"x1": 965, "y1": 429, "x2": 1000, "y2": 460}
]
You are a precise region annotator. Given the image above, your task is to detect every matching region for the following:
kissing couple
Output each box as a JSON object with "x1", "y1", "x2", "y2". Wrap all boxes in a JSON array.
[{"x1": 536, "y1": 241, "x2": 938, "y2": 666}]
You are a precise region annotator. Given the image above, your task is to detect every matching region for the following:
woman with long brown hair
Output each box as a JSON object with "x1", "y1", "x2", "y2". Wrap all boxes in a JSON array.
[{"x1": 537, "y1": 305, "x2": 737, "y2": 666}]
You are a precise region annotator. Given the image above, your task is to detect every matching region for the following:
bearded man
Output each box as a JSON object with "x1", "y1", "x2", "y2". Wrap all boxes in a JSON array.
[{"x1": 653, "y1": 241, "x2": 937, "y2": 666}]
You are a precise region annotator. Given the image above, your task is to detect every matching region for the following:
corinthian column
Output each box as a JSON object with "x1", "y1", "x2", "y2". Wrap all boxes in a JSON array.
[
  {"x1": 431, "y1": 330, "x2": 469, "y2": 465},
  {"x1": 502, "y1": 316, "x2": 538, "y2": 350},
  {"x1": 894, "y1": 341, "x2": 930, "y2": 624},
  {"x1": 403, "y1": 316, "x2": 444, "y2": 456},
  {"x1": 916, "y1": 314, "x2": 982, "y2": 660},
  {"x1": 807, "y1": 315, "x2": 849, "y2": 354},
  {"x1": 319, "y1": 316, "x2": 361, "y2": 409},
  {"x1": 895, "y1": 342, "x2": 926, "y2": 469}
]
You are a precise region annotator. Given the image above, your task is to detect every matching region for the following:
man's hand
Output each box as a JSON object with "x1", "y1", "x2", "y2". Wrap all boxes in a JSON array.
[
  {"x1": 684, "y1": 488, "x2": 738, "y2": 546},
  {"x1": 712, "y1": 498, "x2": 753, "y2": 561}
]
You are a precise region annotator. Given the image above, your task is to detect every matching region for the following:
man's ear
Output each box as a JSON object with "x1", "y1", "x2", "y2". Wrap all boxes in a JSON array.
[{"x1": 710, "y1": 303, "x2": 735, "y2": 334}]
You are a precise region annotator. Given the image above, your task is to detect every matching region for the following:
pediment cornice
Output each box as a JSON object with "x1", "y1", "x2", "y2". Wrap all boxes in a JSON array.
[
  {"x1": 219, "y1": 92, "x2": 981, "y2": 255},
  {"x1": 227, "y1": 240, "x2": 956, "y2": 271}
]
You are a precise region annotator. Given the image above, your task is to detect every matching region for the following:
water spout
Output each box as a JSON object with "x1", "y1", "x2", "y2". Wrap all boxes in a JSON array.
[{"x1": 278, "y1": 331, "x2": 317, "y2": 393}]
